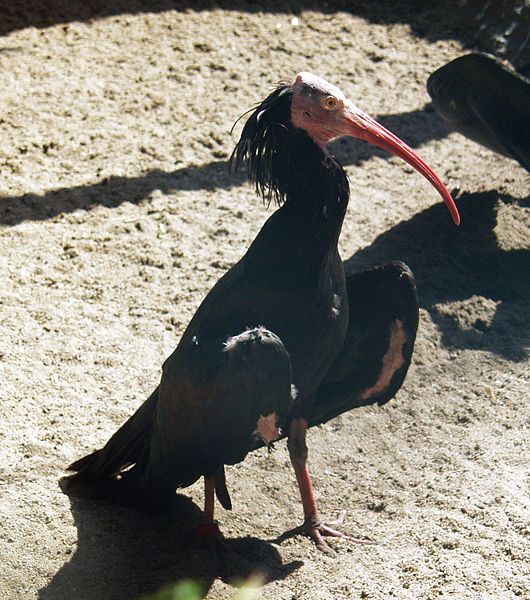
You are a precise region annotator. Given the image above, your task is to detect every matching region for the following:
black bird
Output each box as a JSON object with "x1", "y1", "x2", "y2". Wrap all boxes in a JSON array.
[
  {"x1": 64, "y1": 72, "x2": 459, "y2": 550},
  {"x1": 427, "y1": 52, "x2": 530, "y2": 172}
]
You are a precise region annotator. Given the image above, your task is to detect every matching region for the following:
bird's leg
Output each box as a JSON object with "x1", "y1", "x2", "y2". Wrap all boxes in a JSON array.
[
  {"x1": 287, "y1": 418, "x2": 341, "y2": 549},
  {"x1": 287, "y1": 418, "x2": 374, "y2": 551},
  {"x1": 196, "y1": 476, "x2": 222, "y2": 539},
  {"x1": 190, "y1": 477, "x2": 232, "y2": 565},
  {"x1": 287, "y1": 419, "x2": 317, "y2": 522}
]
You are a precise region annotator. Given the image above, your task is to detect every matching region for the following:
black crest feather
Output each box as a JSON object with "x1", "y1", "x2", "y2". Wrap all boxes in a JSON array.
[{"x1": 229, "y1": 85, "x2": 294, "y2": 205}]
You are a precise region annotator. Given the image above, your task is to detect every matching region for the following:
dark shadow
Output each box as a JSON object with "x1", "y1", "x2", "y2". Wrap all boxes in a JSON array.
[
  {"x1": 344, "y1": 191, "x2": 530, "y2": 361},
  {"x1": 1, "y1": 1, "x2": 528, "y2": 68},
  {"x1": 0, "y1": 161, "x2": 244, "y2": 226},
  {"x1": 39, "y1": 491, "x2": 302, "y2": 600},
  {"x1": 0, "y1": 106, "x2": 451, "y2": 226}
]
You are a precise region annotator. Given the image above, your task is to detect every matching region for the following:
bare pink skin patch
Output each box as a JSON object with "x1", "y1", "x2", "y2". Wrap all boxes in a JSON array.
[
  {"x1": 254, "y1": 412, "x2": 281, "y2": 444},
  {"x1": 361, "y1": 320, "x2": 407, "y2": 401}
]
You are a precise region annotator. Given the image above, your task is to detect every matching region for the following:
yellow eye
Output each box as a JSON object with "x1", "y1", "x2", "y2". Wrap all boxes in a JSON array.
[{"x1": 323, "y1": 96, "x2": 338, "y2": 110}]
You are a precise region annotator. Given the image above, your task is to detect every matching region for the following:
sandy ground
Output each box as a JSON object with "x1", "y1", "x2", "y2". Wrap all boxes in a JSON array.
[{"x1": 1, "y1": 2, "x2": 529, "y2": 599}]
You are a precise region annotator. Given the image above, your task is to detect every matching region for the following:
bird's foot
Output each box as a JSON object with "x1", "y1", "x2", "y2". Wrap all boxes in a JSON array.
[
  {"x1": 191, "y1": 519, "x2": 231, "y2": 565},
  {"x1": 302, "y1": 511, "x2": 377, "y2": 553},
  {"x1": 195, "y1": 520, "x2": 224, "y2": 540}
]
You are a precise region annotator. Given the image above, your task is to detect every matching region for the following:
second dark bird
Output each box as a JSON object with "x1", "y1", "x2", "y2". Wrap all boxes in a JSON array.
[
  {"x1": 427, "y1": 52, "x2": 530, "y2": 172},
  {"x1": 64, "y1": 72, "x2": 460, "y2": 550}
]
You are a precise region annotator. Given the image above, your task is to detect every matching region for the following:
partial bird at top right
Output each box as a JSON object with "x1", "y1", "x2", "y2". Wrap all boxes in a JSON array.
[{"x1": 427, "y1": 52, "x2": 530, "y2": 173}]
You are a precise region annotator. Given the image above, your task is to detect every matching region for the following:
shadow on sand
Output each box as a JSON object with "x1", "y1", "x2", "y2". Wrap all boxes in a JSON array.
[
  {"x1": 0, "y1": 0, "x2": 470, "y2": 40},
  {"x1": 0, "y1": 105, "x2": 452, "y2": 226},
  {"x1": 2, "y1": 1, "x2": 528, "y2": 65},
  {"x1": 345, "y1": 190, "x2": 530, "y2": 362},
  {"x1": 2, "y1": 1, "x2": 527, "y2": 67},
  {"x1": 39, "y1": 492, "x2": 302, "y2": 600}
]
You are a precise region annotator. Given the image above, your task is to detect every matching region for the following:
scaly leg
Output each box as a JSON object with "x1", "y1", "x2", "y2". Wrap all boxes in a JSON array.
[
  {"x1": 196, "y1": 476, "x2": 222, "y2": 539},
  {"x1": 287, "y1": 418, "x2": 375, "y2": 551}
]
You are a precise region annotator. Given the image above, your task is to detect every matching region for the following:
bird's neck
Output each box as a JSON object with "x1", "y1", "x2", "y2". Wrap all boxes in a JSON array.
[
  {"x1": 281, "y1": 133, "x2": 350, "y2": 249},
  {"x1": 245, "y1": 133, "x2": 349, "y2": 289}
]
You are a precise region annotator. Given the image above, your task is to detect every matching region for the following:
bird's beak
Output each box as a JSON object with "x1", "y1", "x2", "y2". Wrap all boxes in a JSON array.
[{"x1": 342, "y1": 102, "x2": 460, "y2": 225}]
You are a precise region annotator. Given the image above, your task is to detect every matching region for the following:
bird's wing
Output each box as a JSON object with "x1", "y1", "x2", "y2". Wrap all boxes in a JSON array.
[
  {"x1": 427, "y1": 53, "x2": 530, "y2": 172},
  {"x1": 64, "y1": 327, "x2": 295, "y2": 503},
  {"x1": 139, "y1": 326, "x2": 295, "y2": 497},
  {"x1": 307, "y1": 261, "x2": 419, "y2": 428}
]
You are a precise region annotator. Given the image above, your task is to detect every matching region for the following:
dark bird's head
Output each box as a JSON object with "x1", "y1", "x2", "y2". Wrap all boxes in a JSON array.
[{"x1": 231, "y1": 72, "x2": 460, "y2": 225}]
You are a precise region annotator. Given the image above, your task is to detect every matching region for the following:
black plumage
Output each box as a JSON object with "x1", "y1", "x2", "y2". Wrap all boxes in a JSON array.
[
  {"x1": 309, "y1": 261, "x2": 419, "y2": 429},
  {"x1": 427, "y1": 52, "x2": 530, "y2": 172},
  {"x1": 64, "y1": 72, "x2": 456, "y2": 550}
]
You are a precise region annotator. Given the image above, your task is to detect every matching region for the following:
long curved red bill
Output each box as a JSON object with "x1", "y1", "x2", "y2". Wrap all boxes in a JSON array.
[{"x1": 345, "y1": 105, "x2": 460, "y2": 225}]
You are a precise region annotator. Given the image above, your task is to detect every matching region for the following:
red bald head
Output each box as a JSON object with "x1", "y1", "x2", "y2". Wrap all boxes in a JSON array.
[{"x1": 290, "y1": 72, "x2": 460, "y2": 225}]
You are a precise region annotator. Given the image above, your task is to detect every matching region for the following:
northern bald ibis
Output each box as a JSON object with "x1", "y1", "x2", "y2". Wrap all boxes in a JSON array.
[
  {"x1": 64, "y1": 72, "x2": 459, "y2": 551},
  {"x1": 427, "y1": 53, "x2": 530, "y2": 172}
]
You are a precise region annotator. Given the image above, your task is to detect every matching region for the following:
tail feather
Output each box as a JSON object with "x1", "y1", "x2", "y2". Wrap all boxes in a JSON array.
[
  {"x1": 67, "y1": 448, "x2": 99, "y2": 473},
  {"x1": 62, "y1": 387, "x2": 159, "y2": 499}
]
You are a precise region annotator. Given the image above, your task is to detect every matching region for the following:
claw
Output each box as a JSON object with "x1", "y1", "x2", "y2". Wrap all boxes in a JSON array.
[
  {"x1": 302, "y1": 512, "x2": 378, "y2": 552},
  {"x1": 196, "y1": 520, "x2": 223, "y2": 539},
  {"x1": 190, "y1": 520, "x2": 231, "y2": 568}
]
